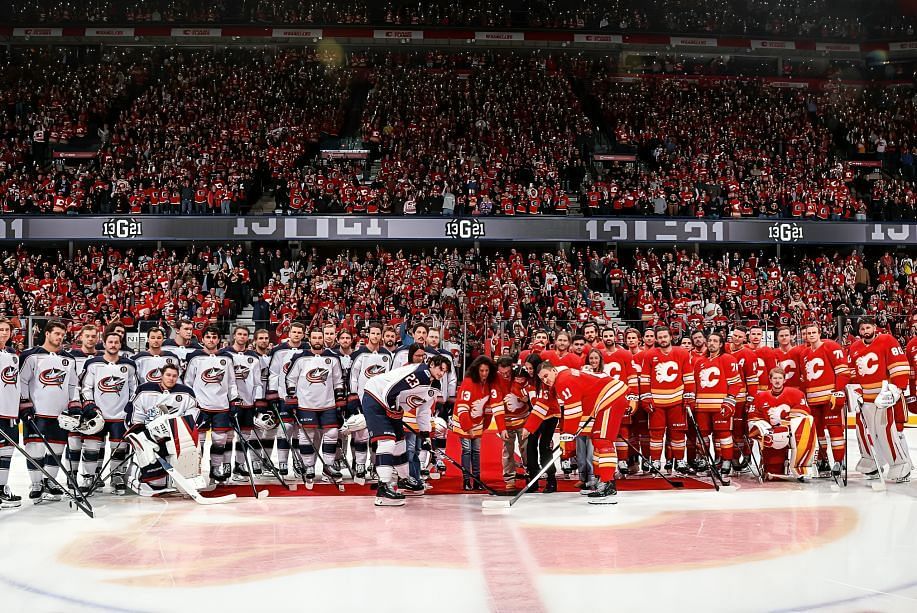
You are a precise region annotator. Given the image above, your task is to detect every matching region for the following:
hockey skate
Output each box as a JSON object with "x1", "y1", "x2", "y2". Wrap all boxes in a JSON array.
[
  {"x1": 616, "y1": 459, "x2": 629, "y2": 480},
  {"x1": 323, "y1": 465, "x2": 345, "y2": 492},
  {"x1": 111, "y1": 472, "x2": 127, "y2": 496},
  {"x1": 674, "y1": 460, "x2": 695, "y2": 476},
  {"x1": 560, "y1": 458, "x2": 574, "y2": 478},
  {"x1": 578, "y1": 478, "x2": 598, "y2": 495},
  {"x1": 366, "y1": 465, "x2": 380, "y2": 484},
  {"x1": 397, "y1": 476, "x2": 425, "y2": 496},
  {"x1": 278, "y1": 462, "x2": 289, "y2": 477},
  {"x1": 816, "y1": 458, "x2": 831, "y2": 478},
  {"x1": 651, "y1": 460, "x2": 663, "y2": 477},
  {"x1": 374, "y1": 481, "x2": 406, "y2": 507},
  {"x1": 734, "y1": 456, "x2": 751, "y2": 474},
  {"x1": 250, "y1": 459, "x2": 263, "y2": 476},
  {"x1": 41, "y1": 479, "x2": 63, "y2": 502},
  {"x1": 210, "y1": 464, "x2": 230, "y2": 483},
  {"x1": 354, "y1": 463, "x2": 367, "y2": 486},
  {"x1": 304, "y1": 465, "x2": 315, "y2": 490},
  {"x1": 691, "y1": 457, "x2": 709, "y2": 475},
  {"x1": 663, "y1": 460, "x2": 673, "y2": 475},
  {"x1": 0, "y1": 485, "x2": 21, "y2": 509},
  {"x1": 79, "y1": 474, "x2": 96, "y2": 495},
  {"x1": 232, "y1": 464, "x2": 251, "y2": 482},
  {"x1": 894, "y1": 471, "x2": 911, "y2": 484},
  {"x1": 586, "y1": 480, "x2": 618, "y2": 505}
]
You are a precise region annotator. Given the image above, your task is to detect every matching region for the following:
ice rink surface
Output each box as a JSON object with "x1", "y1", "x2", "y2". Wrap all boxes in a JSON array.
[{"x1": 2, "y1": 431, "x2": 917, "y2": 613}]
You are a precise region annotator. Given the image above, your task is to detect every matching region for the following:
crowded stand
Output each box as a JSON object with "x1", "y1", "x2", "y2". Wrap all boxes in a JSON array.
[{"x1": 7, "y1": 0, "x2": 917, "y2": 40}]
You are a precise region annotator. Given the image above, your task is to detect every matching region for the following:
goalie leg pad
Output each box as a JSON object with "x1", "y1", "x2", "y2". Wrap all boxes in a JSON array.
[
  {"x1": 862, "y1": 402, "x2": 911, "y2": 475},
  {"x1": 788, "y1": 414, "x2": 816, "y2": 475}
]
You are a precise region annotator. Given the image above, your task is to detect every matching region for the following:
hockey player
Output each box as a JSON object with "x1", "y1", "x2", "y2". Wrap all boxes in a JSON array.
[
  {"x1": 184, "y1": 326, "x2": 240, "y2": 483},
  {"x1": 693, "y1": 332, "x2": 741, "y2": 479},
  {"x1": 19, "y1": 320, "x2": 81, "y2": 502},
  {"x1": 132, "y1": 326, "x2": 181, "y2": 385},
  {"x1": 847, "y1": 317, "x2": 912, "y2": 482},
  {"x1": 285, "y1": 327, "x2": 345, "y2": 485},
  {"x1": 728, "y1": 327, "x2": 760, "y2": 472},
  {"x1": 224, "y1": 326, "x2": 264, "y2": 481},
  {"x1": 800, "y1": 322, "x2": 851, "y2": 478},
  {"x1": 360, "y1": 356, "x2": 451, "y2": 506},
  {"x1": 265, "y1": 321, "x2": 305, "y2": 474},
  {"x1": 537, "y1": 361, "x2": 631, "y2": 502},
  {"x1": 624, "y1": 327, "x2": 651, "y2": 474},
  {"x1": 125, "y1": 363, "x2": 201, "y2": 494},
  {"x1": 348, "y1": 323, "x2": 393, "y2": 482},
  {"x1": 638, "y1": 326, "x2": 695, "y2": 475},
  {"x1": 64, "y1": 325, "x2": 98, "y2": 483},
  {"x1": 748, "y1": 368, "x2": 815, "y2": 480},
  {"x1": 490, "y1": 356, "x2": 530, "y2": 493},
  {"x1": 401, "y1": 344, "x2": 430, "y2": 481},
  {"x1": 600, "y1": 341, "x2": 640, "y2": 475},
  {"x1": 424, "y1": 327, "x2": 456, "y2": 472},
  {"x1": 250, "y1": 328, "x2": 272, "y2": 474},
  {"x1": 75, "y1": 332, "x2": 137, "y2": 494},
  {"x1": 775, "y1": 326, "x2": 805, "y2": 389},
  {"x1": 331, "y1": 329, "x2": 355, "y2": 474},
  {"x1": 0, "y1": 318, "x2": 22, "y2": 508},
  {"x1": 163, "y1": 318, "x2": 202, "y2": 372},
  {"x1": 453, "y1": 356, "x2": 497, "y2": 490},
  {"x1": 748, "y1": 325, "x2": 778, "y2": 393}
]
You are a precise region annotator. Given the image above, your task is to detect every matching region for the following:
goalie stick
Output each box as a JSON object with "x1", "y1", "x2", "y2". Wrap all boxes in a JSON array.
[
  {"x1": 0, "y1": 426, "x2": 93, "y2": 518},
  {"x1": 156, "y1": 455, "x2": 236, "y2": 505}
]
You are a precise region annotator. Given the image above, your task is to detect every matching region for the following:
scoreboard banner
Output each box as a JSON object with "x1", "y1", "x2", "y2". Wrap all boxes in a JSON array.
[{"x1": 1, "y1": 216, "x2": 916, "y2": 244}]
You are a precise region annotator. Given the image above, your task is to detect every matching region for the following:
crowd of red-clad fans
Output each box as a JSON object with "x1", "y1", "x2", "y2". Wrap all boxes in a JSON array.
[
  {"x1": 2, "y1": 47, "x2": 917, "y2": 219},
  {"x1": 0, "y1": 242, "x2": 914, "y2": 362},
  {"x1": 8, "y1": 0, "x2": 917, "y2": 40}
]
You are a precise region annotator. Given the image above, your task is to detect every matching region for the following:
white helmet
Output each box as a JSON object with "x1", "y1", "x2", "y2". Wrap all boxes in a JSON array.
[
  {"x1": 340, "y1": 414, "x2": 367, "y2": 435},
  {"x1": 76, "y1": 409, "x2": 105, "y2": 436},
  {"x1": 253, "y1": 411, "x2": 277, "y2": 431},
  {"x1": 57, "y1": 413, "x2": 82, "y2": 432}
]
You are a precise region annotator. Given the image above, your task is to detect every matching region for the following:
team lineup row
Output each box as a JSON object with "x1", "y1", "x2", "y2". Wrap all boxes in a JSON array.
[{"x1": 0, "y1": 314, "x2": 910, "y2": 509}]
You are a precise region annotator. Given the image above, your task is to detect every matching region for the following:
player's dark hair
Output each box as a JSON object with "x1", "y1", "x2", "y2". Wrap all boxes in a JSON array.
[
  {"x1": 44, "y1": 319, "x2": 67, "y2": 335},
  {"x1": 290, "y1": 321, "x2": 307, "y2": 331},
  {"x1": 161, "y1": 363, "x2": 180, "y2": 376},
  {"x1": 427, "y1": 354, "x2": 452, "y2": 371},
  {"x1": 177, "y1": 318, "x2": 194, "y2": 329},
  {"x1": 103, "y1": 331, "x2": 122, "y2": 344},
  {"x1": 203, "y1": 325, "x2": 221, "y2": 338},
  {"x1": 412, "y1": 322, "x2": 429, "y2": 334},
  {"x1": 233, "y1": 325, "x2": 250, "y2": 336}
]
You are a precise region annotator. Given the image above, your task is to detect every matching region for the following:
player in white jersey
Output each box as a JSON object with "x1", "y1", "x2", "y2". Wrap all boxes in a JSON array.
[
  {"x1": 265, "y1": 321, "x2": 305, "y2": 474},
  {"x1": 286, "y1": 328, "x2": 345, "y2": 484},
  {"x1": 65, "y1": 325, "x2": 99, "y2": 482},
  {"x1": 19, "y1": 320, "x2": 81, "y2": 502},
  {"x1": 0, "y1": 318, "x2": 22, "y2": 508},
  {"x1": 360, "y1": 357, "x2": 451, "y2": 506},
  {"x1": 251, "y1": 328, "x2": 273, "y2": 474},
  {"x1": 391, "y1": 322, "x2": 430, "y2": 369},
  {"x1": 77, "y1": 332, "x2": 137, "y2": 494},
  {"x1": 347, "y1": 323, "x2": 393, "y2": 481},
  {"x1": 183, "y1": 326, "x2": 240, "y2": 483},
  {"x1": 163, "y1": 318, "x2": 202, "y2": 373},
  {"x1": 125, "y1": 363, "x2": 201, "y2": 494},
  {"x1": 331, "y1": 329, "x2": 356, "y2": 473},
  {"x1": 224, "y1": 325, "x2": 264, "y2": 481},
  {"x1": 425, "y1": 328, "x2": 457, "y2": 473},
  {"x1": 132, "y1": 326, "x2": 181, "y2": 385}
]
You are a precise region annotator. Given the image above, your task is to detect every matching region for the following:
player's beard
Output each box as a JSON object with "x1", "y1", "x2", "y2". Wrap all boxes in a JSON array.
[
  {"x1": 311, "y1": 343, "x2": 324, "y2": 351},
  {"x1": 862, "y1": 331, "x2": 875, "y2": 342}
]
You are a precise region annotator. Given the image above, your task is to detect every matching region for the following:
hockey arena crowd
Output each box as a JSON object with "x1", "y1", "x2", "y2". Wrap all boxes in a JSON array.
[
  {"x1": 2, "y1": 47, "x2": 917, "y2": 219},
  {"x1": 0, "y1": 239, "x2": 915, "y2": 507}
]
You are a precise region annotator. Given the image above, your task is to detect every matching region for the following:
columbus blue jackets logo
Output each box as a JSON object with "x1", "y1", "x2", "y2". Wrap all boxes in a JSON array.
[
  {"x1": 1, "y1": 366, "x2": 17, "y2": 386},
  {"x1": 202, "y1": 368, "x2": 225, "y2": 384},
  {"x1": 365, "y1": 364, "x2": 387, "y2": 378},
  {"x1": 306, "y1": 368, "x2": 329, "y2": 384},
  {"x1": 38, "y1": 368, "x2": 67, "y2": 387},
  {"x1": 98, "y1": 376, "x2": 126, "y2": 394},
  {"x1": 405, "y1": 394, "x2": 428, "y2": 411},
  {"x1": 234, "y1": 364, "x2": 252, "y2": 380},
  {"x1": 283, "y1": 362, "x2": 292, "y2": 374},
  {"x1": 146, "y1": 368, "x2": 163, "y2": 383}
]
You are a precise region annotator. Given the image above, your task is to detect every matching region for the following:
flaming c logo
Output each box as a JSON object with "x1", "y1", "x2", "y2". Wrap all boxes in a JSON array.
[
  {"x1": 202, "y1": 368, "x2": 225, "y2": 384},
  {"x1": 1, "y1": 366, "x2": 17, "y2": 386},
  {"x1": 39, "y1": 368, "x2": 66, "y2": 387},
  {"x1": 98, "y1": 376, "x2": 125, "y2": 394},
  {"x1": 306, "y1": 368, "x2": 329, "y2": 384}
]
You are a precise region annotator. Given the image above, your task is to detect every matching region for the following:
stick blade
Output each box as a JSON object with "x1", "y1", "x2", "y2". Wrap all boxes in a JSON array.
[
  {"x1": 256, "y1": 490, "x2": 270, "y2": 500},
  {"x1": 196, "y1": 493, "x2": 237, "y2": 505},
  {"x1": 481, "y1": 499, "x2": 512, "y2": 510}
]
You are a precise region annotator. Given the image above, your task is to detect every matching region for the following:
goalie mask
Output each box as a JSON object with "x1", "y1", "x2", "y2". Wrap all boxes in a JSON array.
[{"x1": 253, "y1": 411, "x2": 277, "y2": 431}]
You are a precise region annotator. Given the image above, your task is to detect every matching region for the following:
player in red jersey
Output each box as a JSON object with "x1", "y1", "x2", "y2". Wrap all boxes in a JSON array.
[
  {"x1": 693, "y1": 332, "x2": 742, "y2": 480},
  {"x1": 727, "y1": 327, "x2": 760, "y2": 472},
  {"x1": 624, "y1": 328, "x2": 650, "y2": 473},
  {"x1": 775, "y1": 326, "x2": 805, "y2": 389},
  {"x1": 537, "y1": 362, "x2": 631, "y2": 503},
  {"x1": 749, "y1": 368, "x2": 815, "y2": 481},
  {"x1": 905, "y1": 324, "x2": 917, "y2": 417},
  {"x1": 800, "y1": 323, "x2": 851, "y2": 478},
  {"x1": 848, "y1": 317, "x2": 912, "y2": 483},
  {"x1": 748, "y1": 325, "x2": 778, "y2": 393},
  {"x1": 599, "y1": 343, "x2": 640, "y2": 476},
  {"x1": 638, "y1": 326, "x2": 696, "y2": 475},
  {"x1": 540, "y1": 331, "x2": 584, "y2": 370}
]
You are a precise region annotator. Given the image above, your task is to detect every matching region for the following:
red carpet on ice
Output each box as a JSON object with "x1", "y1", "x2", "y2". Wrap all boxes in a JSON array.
[{"x1": 203, "y1": 432, "x2": 715, "y2": 498}]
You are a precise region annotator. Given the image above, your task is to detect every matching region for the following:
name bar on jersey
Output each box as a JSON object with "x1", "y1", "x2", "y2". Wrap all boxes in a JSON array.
[{"x1": 0, "y1": 216, "x2": 916, "y2": 245}]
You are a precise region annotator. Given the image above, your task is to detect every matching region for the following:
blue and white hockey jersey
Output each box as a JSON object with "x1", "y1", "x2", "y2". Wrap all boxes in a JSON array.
[
  {"x1": 348, "y1": 346, "x2": 393, "y2": 403},
  {"x1": 132, "y1": 350, "x2": 181, "y2": 385},
  {"x1": 183, "y1": 350, "x2": 239, "y2": 411},
  {"x1": 266, "y1": 342, "x2": 304, "y2": 401},
  {"x1": 285, "y1": 350, "x2": 344, "y2": 411},
  {"x1": 81, "y1": 356, "x2": 138, "y2": 421},
  {"x1": 19, "y1": 347, "x2": 80, "y2": 417},
  {"x1": 0, "y1": 348, "x2": 20, "y2": 419},
  {"x1": 129, "y1": 382, "x2": 198, "y2": 426},
  {"x1": 224, "y1": 348, "x2": 264, "y2": 407},
  {"x1": 362, "y1": 363, "x2": 439, "y2": 428}
]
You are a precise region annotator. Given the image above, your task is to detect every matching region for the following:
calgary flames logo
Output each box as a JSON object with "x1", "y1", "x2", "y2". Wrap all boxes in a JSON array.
[
  {"x1": 201, "y1": 368, "x2": 225, "y2": 384},
  {"x1": 364, "y1": 364, "x2": 387, "y2": 378},
  {"x1": 1, "y1": 365, "x2": 17, "y2": 385},
  {"x1": 98, "y1": 376, "x2": 125, "y2": 394},
  {"x1": 804, "y1": 358, "x2": 824, "y2": 382},
  {"x1": 306, "y1": 368, "x2": 329, "y2": 384},
  {"x1": 699, "y1": 366, "x2": 720, "y2": 388},
  {"x1": 38, "y1": 368, "x2": 66, "y2": 387},
  {"x1": 654, "y1": 362, "x2": 678, "y2": 383},
  {"x1": 855, "y1": 353, "x2": 878, "y2": 376},
  {"x1": 234, "y1": 364, "x2": 252, "y2": 380}
]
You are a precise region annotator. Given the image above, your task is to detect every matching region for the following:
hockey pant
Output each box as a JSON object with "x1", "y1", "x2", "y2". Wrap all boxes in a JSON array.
[
  {"x1": 856, "y1": 402, "x2": 913, "y2": 481},
  {"x1": 648, "y1": 404, "x2": 686, "y2": 462},
  {"x1": 24, "y1": 416, "x2": 67, "y2": 486},
  {"x1": 694, "y1": 410, "x2": 734, "y2": 462},
  {"x1": 748, "y1": 415, "x2": 815, "y2": 478},
  {"x1": 590, "y1": 398, "x2": 628, "y2": 482},
  {"x1": 809, "y1": 402, "x2": 846, "y2": 464}
]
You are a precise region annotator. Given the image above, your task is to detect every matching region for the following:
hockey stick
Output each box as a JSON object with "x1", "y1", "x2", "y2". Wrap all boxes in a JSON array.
[
  {"x1": 293, "y1": 415, "x2": 345, "y2": 492},
  {"x1": 232, "y1": 417, "x2": 293, "y2": 490},
  {"x1": 24, "y1": 415, "x2": 94, "y2": 509},
  {"x1": 617, "y1": 435, "x2": 685, "y2": 488},
  {"x1": 231, "y1": 415, "x2": 269, "y2": 499},
  {"x1": 156, "y1": 455, "x2": 236, "y2": 504},
  {"x1": 684, "y1": 408, "x2": 723, "y2": 491},
  {"x1": 272, "y1": 403, "x2": 313, "y2": 490},
  {"x1": 84, "y1": 449, "x2": 135, "y2": 497},
  {"x1": 402, "y1": 422, "x2": 507, "y2": 496},
  {"x1": 0, "y1": 426, "x2": 93, "y2": 518},
  {"x1": 482, "y1": 413, "x2": 596, "y2": 510}
]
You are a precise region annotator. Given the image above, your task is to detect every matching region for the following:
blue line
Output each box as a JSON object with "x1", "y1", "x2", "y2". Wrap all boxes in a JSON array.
[
  {"x1": 0, "y1": 575, "x2": 148, "y2": 613},
  {"x1": 769, "y1": 577, "x2": 917, "y2": 612}
]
